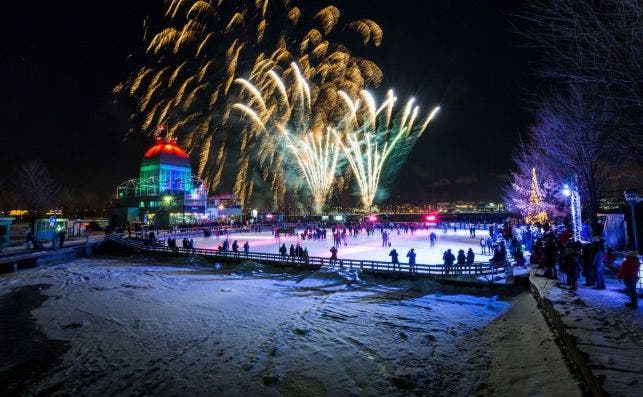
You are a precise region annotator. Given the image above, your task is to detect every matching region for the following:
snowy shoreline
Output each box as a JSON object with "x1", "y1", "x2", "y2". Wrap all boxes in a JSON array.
[{"x1": 0, "y1": 258, "x2": 579, "y2": 395}]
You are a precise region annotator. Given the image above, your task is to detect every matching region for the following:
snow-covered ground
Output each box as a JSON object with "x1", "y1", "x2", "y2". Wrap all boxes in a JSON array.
[
  {"x1": 0, "y1": 257, "x2": 580, "y2": 395},
  {"x1": 192, "y1": 228, "x2": 492, "y2": 264},
  {"x1": 531, "y1": 270, "x2": 643, "y2": 396}
]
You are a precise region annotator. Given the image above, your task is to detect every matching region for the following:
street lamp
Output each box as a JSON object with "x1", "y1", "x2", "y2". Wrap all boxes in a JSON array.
[
  {"x1": 562, "y1": 184, "x2": 571, "y2": 197},
  {"x1": 562, "y1": 180, "x2": 582, "y2": 241},
  {"x1": 624, "y1": 188, "x2": 640, "y2": 251}
]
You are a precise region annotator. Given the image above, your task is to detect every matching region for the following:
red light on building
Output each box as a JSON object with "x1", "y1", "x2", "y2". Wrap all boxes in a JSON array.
[
  {"x1": 368, "y1": 215, "x2": 377, "y2": 222},
  {"x1": 426, "y1": 215, "x2": 436, "y2": 222},
  {"x1": 143, "y1": 138, "x2": 189, "y2": 159}
]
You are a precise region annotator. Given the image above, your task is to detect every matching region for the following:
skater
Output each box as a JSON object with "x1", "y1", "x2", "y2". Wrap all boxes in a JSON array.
[
  {"x1": 480, "y1": 237, "x2": 486, "y2": 255},
  {"x1": 243, "y1": 241, "x2": 250, "y2": 257},
  {"x1": 618, "y1": 251, "x2": 640, "y2": 308},
  {"x1": 232, "y1": 240, "x2": 239, "y2": 256},
  {"x1": 382, "y1": 231, "x2": 389, "y2": 247},
  {"x1": 429, "y1": 232, "x2": 437, "y2": 247},
  {"x1": 407, "y1": 248, "x2": 416, "y2": 274},
  {"x1": 389, "y1": 248, "x2": 400, "y2": 271}
]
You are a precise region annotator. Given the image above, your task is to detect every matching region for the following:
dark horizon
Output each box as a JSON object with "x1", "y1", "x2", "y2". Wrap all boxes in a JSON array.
[{"x1": 0, "y1": 0, "x2": 537, "y2": 206}]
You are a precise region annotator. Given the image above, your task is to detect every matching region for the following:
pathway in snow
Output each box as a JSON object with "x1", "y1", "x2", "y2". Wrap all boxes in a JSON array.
[{"x1": 531, "y1": 270, "x2": 642, "y2": 396}]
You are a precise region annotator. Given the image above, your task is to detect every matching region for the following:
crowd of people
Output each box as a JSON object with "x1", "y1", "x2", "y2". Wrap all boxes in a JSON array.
[
  {"x1": 530, "y1": 232, "x2": 608, "y2": 290},
  {"x1": 528, "y1": 225, "x2": 639, "y2": 308}
]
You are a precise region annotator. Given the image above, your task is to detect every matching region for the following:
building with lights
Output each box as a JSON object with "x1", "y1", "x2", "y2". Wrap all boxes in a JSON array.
[{"x1": 109, "y1": 138, "x2": 209, "y2": 228}]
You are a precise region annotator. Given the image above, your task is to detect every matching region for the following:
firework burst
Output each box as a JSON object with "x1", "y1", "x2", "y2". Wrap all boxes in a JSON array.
[
  {"x1": 234, "y1": 63, "x2": 440, "y2": 212},
  {"x1": 335, "y1": 90, "x2": 440, "y2": 210},
  {"x1": 115, "y1": 0, "x2": 383, "y2": 208},
  {"x1": 233, "y1": 63, "x2": 342, "y2": 214}
]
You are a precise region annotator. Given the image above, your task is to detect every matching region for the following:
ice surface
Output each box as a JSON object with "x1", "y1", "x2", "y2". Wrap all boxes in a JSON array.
[{"x1": 191, "y1": 227, "x2": 491, "y2": 265}]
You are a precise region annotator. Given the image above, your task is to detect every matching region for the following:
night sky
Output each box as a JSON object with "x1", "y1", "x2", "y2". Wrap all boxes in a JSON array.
[{"x1": 0, "y1": 0, "x2": 536, "y2": 205}]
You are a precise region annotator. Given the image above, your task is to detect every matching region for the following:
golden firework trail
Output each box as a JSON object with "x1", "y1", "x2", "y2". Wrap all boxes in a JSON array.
[
  {"x1": 116, "y1": 0, "x2": 383, "y2": 208},
  {"x1": 335, "y1": 90, "x2": 440, "y2": 210},
  {"x1": 233, "y1": 63, "x2": 341, "y2": 214}
]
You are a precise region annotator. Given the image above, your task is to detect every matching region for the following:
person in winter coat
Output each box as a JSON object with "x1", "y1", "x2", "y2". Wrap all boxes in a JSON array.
[
  {"x1": 329, "y1": 246, "x2": 338, "y2": 264},
  {"x1": 457, "y1": 249, "x2": 466, "y2": 266},
  {"x1": 407, "y1": 248, "x2": 417, "y2": 274},
  {"x1": 581, "y1": 242, "x2": 596, "y2": 287},
  {"x1": 591, "y1": 237, "x2": 606, "y2": 289},
  {"x1": 466, "y1": 248, "x2": 475, "y2": 266},
  {"x1": 562, "y1": 246, "x2": 580, "y2": 291},
  {"x1": 389, "y1": 248, "x2": 400, "y2": 271},
  {"x1": 243, "y1": 241, "x2": 250, "y2": 257},
  {"x1": 443, "y1": 249, "x2": 455, "y2": 275},
  {"x1": 618, "y1": 251, "x2": 640, "y2": 308}
]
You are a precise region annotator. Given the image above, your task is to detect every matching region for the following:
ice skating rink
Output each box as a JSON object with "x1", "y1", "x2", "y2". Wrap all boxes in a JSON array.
[{"x1": 194, "y1": 227, "x2": 493, "y2": 264}]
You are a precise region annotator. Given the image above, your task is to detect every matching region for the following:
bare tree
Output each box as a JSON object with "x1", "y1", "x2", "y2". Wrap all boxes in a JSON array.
[
  {"x1": 15, "y1": 161, "x2": 58, "y2": 232},
  {"x1": 516, "y1": 0, "x2": 642, "y2": 156},
  {"x1": 528, "y1": 87, "x2": 620, "y2": 228}
]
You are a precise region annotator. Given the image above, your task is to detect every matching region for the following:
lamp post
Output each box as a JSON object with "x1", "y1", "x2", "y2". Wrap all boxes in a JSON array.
[
  {"x1": 562, "y1": 179, "x2": 582, "y2": 242},
  {"x1": 624, "y1": 188, "x2": 640, "y2": 251}
]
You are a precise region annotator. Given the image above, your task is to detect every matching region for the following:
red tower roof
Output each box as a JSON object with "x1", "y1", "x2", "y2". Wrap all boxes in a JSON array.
[{"x1": 143, "y1": 137, "x2": 188, "y2": 159}]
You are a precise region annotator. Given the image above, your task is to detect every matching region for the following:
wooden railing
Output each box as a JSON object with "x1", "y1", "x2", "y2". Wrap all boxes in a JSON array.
[{"x1": 106, "y1": 235, "x2": 512, "y2": 280}]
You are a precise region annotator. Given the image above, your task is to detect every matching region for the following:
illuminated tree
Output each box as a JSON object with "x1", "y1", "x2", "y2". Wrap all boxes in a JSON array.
[
  {"x1": 524, "y1": 168, "x2": 548, "y2": 224},
  {"x1": 504, "y1": 139, "x2": 565, "y2": 220}
]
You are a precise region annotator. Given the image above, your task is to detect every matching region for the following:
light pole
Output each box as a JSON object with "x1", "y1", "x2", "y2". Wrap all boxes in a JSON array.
[
  {"x1": 624, "y1": 188, "x2": 640, "y2": 251},
  {"x1": 562, "y1": 179, "x2": 582, "y2": 241}
]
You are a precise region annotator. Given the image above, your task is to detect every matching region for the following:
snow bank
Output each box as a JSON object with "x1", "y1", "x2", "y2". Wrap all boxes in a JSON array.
[{"x1": 0, "y1": 258, "x2": 579, "y2": 395}]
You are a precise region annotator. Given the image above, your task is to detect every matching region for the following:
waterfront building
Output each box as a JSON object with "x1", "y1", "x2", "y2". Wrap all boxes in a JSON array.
[{"x1": 109, "y1": 138, "x2": 209, "y2": 228}]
